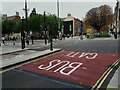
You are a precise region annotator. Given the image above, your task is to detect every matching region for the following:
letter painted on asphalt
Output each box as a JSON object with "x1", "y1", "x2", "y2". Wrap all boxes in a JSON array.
[
  {"x1": 38, "y1": 59, "x2": 61, "y2": 70},
  {"x1": 46, "y1": 60, "x2": 69, "y2": 70},
  {"x1": 66, "y1": 52, "x2": 80, "y2": 57},
  {"x1": 79, "y1": 52, "x2": 90, "y2": 58},
  {"x1": 54, "y1": 61, "x2": 70, "y2": 72},
  {"x1": 60, "y1": 62, "x2": 83, "y2": 75},
  {"x1": 86, "y1": 53, "x2": 98, "y2": 59},
  {"x1": 79, "y1": 52, "x2": 98, "y2": 59}
]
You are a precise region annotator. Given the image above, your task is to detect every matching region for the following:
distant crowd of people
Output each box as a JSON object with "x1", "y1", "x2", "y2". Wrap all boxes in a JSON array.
[
  {"x1": 1, "y1": 33, "x2": 34, "y2": 46},
  {"x1": 109, "y1": 27, "x2": 119, "y2": 39}
]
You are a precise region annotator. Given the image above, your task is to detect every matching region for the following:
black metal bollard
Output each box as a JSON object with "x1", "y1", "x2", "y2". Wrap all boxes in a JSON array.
[
  {"x1": 50, "y1": 37, "x2": 53, "y2": 51},
  {"x1": 21, "y1": 37, "x2": 25, "y2": 49}
]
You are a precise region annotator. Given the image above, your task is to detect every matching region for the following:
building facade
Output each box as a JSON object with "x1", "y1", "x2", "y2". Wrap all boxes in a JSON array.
[
  {"x1": 62, "y1": 14, "x2": 82, "y2": 36},
  {"x1": 2, "y1": 12, "x2": 21, "y2": 22}
]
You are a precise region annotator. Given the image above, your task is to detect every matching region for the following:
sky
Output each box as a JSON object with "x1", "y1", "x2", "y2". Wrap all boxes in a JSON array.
[{"x1": 1, "y1": 0, "x2": 118, "y2": 20}]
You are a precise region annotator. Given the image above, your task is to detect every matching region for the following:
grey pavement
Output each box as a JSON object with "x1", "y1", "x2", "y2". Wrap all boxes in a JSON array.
[
  {"x1": 1, "y1": 39, "x2": 62, "y2": 68},
  {"x1": 1, "y1": 48, "x2": 61, "y2": 68},
  {"x1": 107, "y1": 66, "x2": 120, "y2": 89}
]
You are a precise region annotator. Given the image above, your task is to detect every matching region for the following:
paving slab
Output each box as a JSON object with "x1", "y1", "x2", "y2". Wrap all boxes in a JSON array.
[{"x1": 107, "y1": 66, "x2": 119, "y2": 89}]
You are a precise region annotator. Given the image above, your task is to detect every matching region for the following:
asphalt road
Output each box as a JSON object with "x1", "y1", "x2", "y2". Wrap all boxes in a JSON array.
[
  {"x1": 2, "y1": 36, "x2": 119, "y2": 89},
  {"x1": 54, "y1": 37, "x2": 119, "y2": 53}
]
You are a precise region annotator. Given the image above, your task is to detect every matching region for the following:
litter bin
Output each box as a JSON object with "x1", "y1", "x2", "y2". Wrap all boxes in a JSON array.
[
  {"x1": 87, "y1": 35, "x2": 89, "y2": 38},
  {"x1": 114, "y1": 33, "x2": 117, "y2": 39}
]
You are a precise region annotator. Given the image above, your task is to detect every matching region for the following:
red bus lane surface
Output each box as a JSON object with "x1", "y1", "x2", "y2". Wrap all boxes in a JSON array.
[{"x1": 19, "y1": 50, "x2": 120, "y2": 87}]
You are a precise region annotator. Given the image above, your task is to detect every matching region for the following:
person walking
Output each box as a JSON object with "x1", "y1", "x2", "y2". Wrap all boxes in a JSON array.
[
  {"x1": 1, "y1": 36, "x2": 5, "y2": 45},
  {"x1": 114, "y1": 32, "x2": 117, "y2": 39},
  {"x1": 13, "y1": 37, "x2": 16, "y2": 45},
  {"x1": 26, "y1": 35, "x2": 30, "y2": 45},
  {"x1": 31, "y1": 35, "x2": 34, "y2": 44}
]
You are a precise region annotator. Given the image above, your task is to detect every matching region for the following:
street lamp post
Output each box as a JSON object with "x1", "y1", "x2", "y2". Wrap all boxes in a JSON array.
[
  {"x1": 57, "y1": 0, "x2": 61, "y2": 40},
  {"x1": 21, "y1": 17, "x2": 25, "y2": 49},
  {"x1": 44, "y1": 12, "x2": 53, "y2": 51},
  {"x1": 117, "y1": 0, "x2": 120, "y2": 35},
  {"x1": 23, "y1": 0, "x2": 29, "y2": 44},
  {"x1": 48, "y1": 25, "x2": 53, "y2": 51},
  {"x1": 44, "y1": 11, "x2": 47, "y2": 45}
]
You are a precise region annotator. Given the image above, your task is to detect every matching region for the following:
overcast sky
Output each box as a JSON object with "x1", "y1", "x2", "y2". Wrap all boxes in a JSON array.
[{"x1": 1, "y1": 0, "x2": 118, "y2": 20}]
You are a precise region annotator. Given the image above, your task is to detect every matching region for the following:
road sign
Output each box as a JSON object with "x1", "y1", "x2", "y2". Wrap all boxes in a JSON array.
[
  {"x1": 69, "y1": 25, "x2": 72, "y2": 31},
  {"x1": 19, "y1": 50, "x2": 119, "y2": 88},
  {"x1": 78, "y1": 28, "x2": 80, "y2": 33}
]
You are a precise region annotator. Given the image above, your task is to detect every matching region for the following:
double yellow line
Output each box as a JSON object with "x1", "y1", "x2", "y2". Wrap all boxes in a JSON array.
[{"x1": 91, "y1": 58, "x2": 120, "y2": 90}]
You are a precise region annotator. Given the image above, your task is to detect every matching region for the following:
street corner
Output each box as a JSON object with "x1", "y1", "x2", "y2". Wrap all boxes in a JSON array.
[{"x1": 18, "y1": 50, "x2": 120, "y2": 88}]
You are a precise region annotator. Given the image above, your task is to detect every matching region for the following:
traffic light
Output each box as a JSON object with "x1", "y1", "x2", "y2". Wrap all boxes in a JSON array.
[{"x1": 69, "y1": 25, "x2": 72, "y2": 31}]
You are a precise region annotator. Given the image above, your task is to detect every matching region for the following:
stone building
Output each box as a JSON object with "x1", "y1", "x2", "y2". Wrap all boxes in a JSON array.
[{"x1": 62, "y1": 14, "x2": 82, "y2": 36}]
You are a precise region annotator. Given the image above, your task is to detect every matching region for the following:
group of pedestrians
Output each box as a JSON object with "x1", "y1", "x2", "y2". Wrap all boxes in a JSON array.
[
  {"x1": 1, "y1": 34, "x2": 34, "y2": 46},
  {"x1": 25, "y1": 35, "x2": 34, "y2": 45},
  {"x1": 1, "y1": 36, "x2": 17, "y2": 45},
  {"x1": 21, "y1": 33, "x2": 34, "y2": 49}
]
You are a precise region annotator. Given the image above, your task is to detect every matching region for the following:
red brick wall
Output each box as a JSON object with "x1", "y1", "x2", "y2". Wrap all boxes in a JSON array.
[{"x1": 74, "y1": 19, "x2": 81, "y2": 36}]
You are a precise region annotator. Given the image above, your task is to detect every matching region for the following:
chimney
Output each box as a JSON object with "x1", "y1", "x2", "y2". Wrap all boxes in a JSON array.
[
  {"x1": 67, "y1": 13, "x2": 71, "y2": 17},
  {"x1": 16, "y1": 12, "x2": 19, "y2": 16}
]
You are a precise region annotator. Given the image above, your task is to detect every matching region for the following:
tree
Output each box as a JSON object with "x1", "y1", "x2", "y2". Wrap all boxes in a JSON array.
[
  {"x1": 46, "y1": 14, "x2": 58, "y2": 37},
  {"x1": 28, "y1": 13, "x2": 60, "y2": 39},
  {"x1": 28, "y1": 14, "x2": 44, "y2": 38},
  {"x1": 84, "y1": 5, "x2": 114, "y2": 33},
  {"x1": 2, "y1": 20, "x2": 16, "y2": 35},
  {"x1": 15, "y1": 20, "x2": 25, "y2": 33}
]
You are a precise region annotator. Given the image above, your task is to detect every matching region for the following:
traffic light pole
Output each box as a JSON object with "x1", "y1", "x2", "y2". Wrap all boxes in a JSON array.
[
  {"x1": 50, "y1": 36, "x2": 53, "y2": 51},
  {"x1": 118, "y1": 1, "x2": 120, "y2": 35}
]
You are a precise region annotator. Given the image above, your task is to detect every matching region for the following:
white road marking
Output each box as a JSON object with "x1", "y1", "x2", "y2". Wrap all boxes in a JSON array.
[
  {"x1": 28, "y1": 50, "x2": 35, "y2": 52},
  {"x1": 14, "y1": 55, "x2": 24, "y2": 58},
  {"x1": 3, "y1": 59, "x2": 9, "y2": 61}
]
